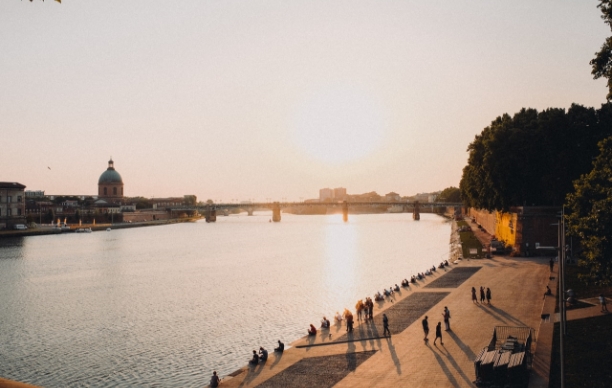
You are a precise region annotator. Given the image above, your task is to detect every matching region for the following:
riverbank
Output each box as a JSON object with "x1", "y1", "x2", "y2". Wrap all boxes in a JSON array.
[
  {"x1": 217, "y1": 219, "x2": 552, "y2": 387},
  {"x1": 0, "y1": 216, "x2": 201, "y2": 238}
]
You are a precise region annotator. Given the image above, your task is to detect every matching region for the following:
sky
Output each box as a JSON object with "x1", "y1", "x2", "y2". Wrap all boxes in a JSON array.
[{"x1": 0, "y1": 0, "x2": 609, "y2": 202}]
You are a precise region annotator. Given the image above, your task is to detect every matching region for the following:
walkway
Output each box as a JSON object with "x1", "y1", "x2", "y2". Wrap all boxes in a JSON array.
[{"x1": 219, "y1": 255, "x2": 552, "y2": 387}]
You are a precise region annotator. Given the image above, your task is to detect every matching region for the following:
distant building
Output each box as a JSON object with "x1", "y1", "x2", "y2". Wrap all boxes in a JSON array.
[
  {"x1": 151, "y1": 197, "x2": 184, "y2": 209},
  {"x1": 319, "y1": 188, "x2": 333, "y2": 201},
  {"x1": 333, "y1": 187, "x2": 347, "y2": 200},
  {"x1": 98, "y1": 158, "x2": 124, "y2": 201},
  {"x1": 25, "y1": 190, "x2": 45, "y2": 198},
  {"x1": 414, "y1": 193, "x2": 430, "y2": 203},
  {"x1": 0, "y1": 182, "x2": 27, "y2": 229},
  {"x1": 385, "y1": 192, "x2": 401, "y2": 202}
]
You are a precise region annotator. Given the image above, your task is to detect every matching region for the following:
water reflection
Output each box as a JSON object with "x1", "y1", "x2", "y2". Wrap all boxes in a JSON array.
[
  {"x1": 0, "y1": 213, "x2": 450, "y2": 388},
  {"x1": 323, "y1": 219, "x2": 359, "y2": 309}
]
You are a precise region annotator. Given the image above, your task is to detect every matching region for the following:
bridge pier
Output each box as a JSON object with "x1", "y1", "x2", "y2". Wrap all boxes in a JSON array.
[
  {"x1": 247, "y1": 208, "x2": 254, "y2": 216},
  {"x1": 342, "y1": 201, "x2": 349, "y2": 222},
  {"x1": 205, "y1": 207, "x2": 217, "y2": 223},
  {"x1": 272, "y1": 202, "x2": 281, "y2": 222},
  {"x1": 413, "y1": 201, "x2": 420, "y2": 221}
]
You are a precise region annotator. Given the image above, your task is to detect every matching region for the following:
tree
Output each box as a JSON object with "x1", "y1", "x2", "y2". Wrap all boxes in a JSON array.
[
  {"x1": 460, "y1": 105, "x2": 612, "y2": 211},
  {"x1": 566, "y1": 137, "x2": 612, "y2": 285},
  {"x1": 591, "y1": 1, "x2": 612, "y2": 101},
  {"x1": 437, "y1": 187, "x2": 461, "y2": 203},
  {"x1": 183, "y1": 195, "x2": 197, "y2": 206}
]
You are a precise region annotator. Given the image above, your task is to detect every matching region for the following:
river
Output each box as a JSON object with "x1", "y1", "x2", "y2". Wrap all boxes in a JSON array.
[{"x1": 0, "y1": 213, "x2": 452, "y2": 387}]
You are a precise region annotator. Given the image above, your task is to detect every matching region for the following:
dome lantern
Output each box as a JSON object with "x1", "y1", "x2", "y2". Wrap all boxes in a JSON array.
[{"x1": 98, "y1": 158, "x2": 124, "y2": 199}]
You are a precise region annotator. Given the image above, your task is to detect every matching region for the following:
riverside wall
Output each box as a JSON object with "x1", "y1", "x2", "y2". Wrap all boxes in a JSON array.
[
  {"x1": 0, "y1": 216, "x2": 200, "y2": 238},
  {"x1": 468, "y1": 206, "x2": 559, "y2": 255}
]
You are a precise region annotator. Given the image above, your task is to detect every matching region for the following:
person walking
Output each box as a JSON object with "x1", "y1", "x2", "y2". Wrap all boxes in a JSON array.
[
  {"x1": 480, "y1": 286, "x2": 486, "y2": 303},
  {"x1": 434, "y1": 321, "x2": 444, "y2": 345},
  {"x1": 600, "y1": 294, "x2": 608, "y2": 313},
  {"x1": 471, "y1": 287, "x2": 478, "y2": 304},
  {"x1": 486, "y1": 287, "x2": 492, "y2": 304},
  {"x1": 356, "y1": 299, "x2": 364, "y2": 321},
  {"x1": 368, "y1": 298, "x2": 374, "y2": 320},
  {"x1": 443, "y1": 307, "x2": 451, "y2": 331},
  {"x1": 210, "y1": 371, "x2": 220, "y2": 388},
  {"x1": 549, "y1": 257, "x2": 554, "y2": 272},
  {"x1": 383, "y1": 313, "x2": 391, "y2": 337},
  {"x1": 422, "y1": 315, "x2": 429, "y2": 341}
]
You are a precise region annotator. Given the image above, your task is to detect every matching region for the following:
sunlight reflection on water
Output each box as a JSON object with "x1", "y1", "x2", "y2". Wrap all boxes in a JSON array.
[{"x1": 0, "y1": 213, "x2": 451, "y2": 387}]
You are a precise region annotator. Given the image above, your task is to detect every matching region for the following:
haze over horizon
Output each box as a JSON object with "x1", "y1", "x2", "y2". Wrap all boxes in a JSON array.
[{"x1": 1, "y1": 1, "x2": 608, "y2": 201}]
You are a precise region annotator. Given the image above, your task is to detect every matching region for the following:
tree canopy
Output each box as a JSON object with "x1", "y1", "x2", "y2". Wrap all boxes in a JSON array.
[
  {"x1": 436, "y1": 186, "x2": 461, "y2": 203},
  {"x1": 591, "y1": 0, "x2": 612, "y2": 101},
  {"x1": 566, "y1": 137, "x2": 612, "y2": 285},
  {"x1": 460, "y1": 104, "x2": 612, "y2": 211}
]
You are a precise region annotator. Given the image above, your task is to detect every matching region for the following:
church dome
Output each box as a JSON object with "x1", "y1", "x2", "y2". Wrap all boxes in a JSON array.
[{"x1": 98, "y1": 159, "x2": 123, "y2": 184}]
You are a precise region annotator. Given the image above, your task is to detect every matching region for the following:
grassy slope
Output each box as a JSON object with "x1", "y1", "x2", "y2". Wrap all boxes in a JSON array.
[{"x1": 456, "y1": 220, "x2": 483, "y2": 258}]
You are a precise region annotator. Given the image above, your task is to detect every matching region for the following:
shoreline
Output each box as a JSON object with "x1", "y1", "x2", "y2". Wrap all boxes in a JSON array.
[
  {"x1": 219, "y1": 216, "x2": 463, "y2": 385},
  {"x1": 217, "y1": 218, "x2": 553, "y2": 387},
  {"x1": 0, "y1": 216, "x2": 201, "y2": 239}
]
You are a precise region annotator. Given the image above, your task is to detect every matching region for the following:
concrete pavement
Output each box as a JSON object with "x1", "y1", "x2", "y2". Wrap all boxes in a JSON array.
[{"x1": 220, "y1": 256, "x2": 552, "y2": 388}]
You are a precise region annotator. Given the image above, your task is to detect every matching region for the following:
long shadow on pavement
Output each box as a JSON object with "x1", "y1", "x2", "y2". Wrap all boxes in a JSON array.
[
  {"x1": 385, "y1": 336, "x2": 402, "y2": 375},
  {"x1": 487, "y1": 305, "x2": 528, "y2": 327},
  {"x1": 438, "y1": 344, "x2": 474, "y2": 387},
  {"x1": 446, "y1": 330, "x2": 477, "y2": 360},
  {"x1": 427, "y1": 342, "x2": 461, "y2": 388},
  {"x1": 476, "y1": 303, "x2": 510, "y2": 325},
  {"x1": 269, "y1": 351, "x2": 284, "y2": 370}
]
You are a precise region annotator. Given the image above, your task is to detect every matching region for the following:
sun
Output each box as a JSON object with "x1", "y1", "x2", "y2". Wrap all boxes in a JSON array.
[{"x1": 291, "y1": 86, "x2": 387, "y2": 164}]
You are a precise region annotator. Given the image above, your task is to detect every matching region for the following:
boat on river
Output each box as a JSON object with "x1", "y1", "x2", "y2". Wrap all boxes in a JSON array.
[{"x1": 75, "y1": 228, "x2": 92, "y2": 233}]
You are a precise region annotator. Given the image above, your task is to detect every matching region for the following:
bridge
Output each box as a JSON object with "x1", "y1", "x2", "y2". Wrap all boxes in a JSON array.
[{"x1": 171, "y1": 201, "x2": 462, "y2": 223}]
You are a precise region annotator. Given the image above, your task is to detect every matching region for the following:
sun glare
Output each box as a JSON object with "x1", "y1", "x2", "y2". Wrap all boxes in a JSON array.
[{"x1": 291, "y1": 86, "x2": 387, "y2": 164}]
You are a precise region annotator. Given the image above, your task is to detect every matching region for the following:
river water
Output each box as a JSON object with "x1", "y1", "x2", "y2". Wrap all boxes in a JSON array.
[{"x1": 0, "y1": 213, "x2": 452, "y2": 387}]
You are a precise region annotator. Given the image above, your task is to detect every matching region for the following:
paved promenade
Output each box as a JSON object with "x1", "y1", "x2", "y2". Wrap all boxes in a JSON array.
[{"x1": 220, "y1": 256, "x2": 552, "y2": 388}]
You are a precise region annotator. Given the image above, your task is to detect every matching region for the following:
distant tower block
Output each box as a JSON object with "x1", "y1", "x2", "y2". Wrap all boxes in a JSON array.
[
  {"x1": 413, "y1": 201, "x2": 420, "y2": 221},
  {"x1": 342, "y1": 201, "x2": 349, "y2": 222},
  {"x1": 272, "y1": 202, "x2": 281, "y2": 222}
]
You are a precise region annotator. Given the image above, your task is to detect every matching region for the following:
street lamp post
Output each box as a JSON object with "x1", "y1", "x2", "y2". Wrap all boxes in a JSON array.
[{"x1": 555, "y1": 208, "x2": 567, "y2": 388}]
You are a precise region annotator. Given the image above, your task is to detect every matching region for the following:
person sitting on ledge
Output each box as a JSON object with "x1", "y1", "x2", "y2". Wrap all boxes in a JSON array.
[
  {"x1": 321, "y1": 316, "x2": 329, "y2": 328},
  {"x1": 274, "y1": 340, "x2": 284, "y2": 352},
  {"x1": 335, "y1": 311, "x2": 343, "y2": 323},
  {"x1": 543, "y1": 285, "x2": 552, "y2": 299},
  {"x1": 259, "y1": 346, "x2": 268, "y2": 362},
  {"x1": 308, "y1": 324, "x2": 317, "y2": 336},
  {"x1": 248, "y1": 350, "x2": 259, "y2": 366},
  {"x1": 210, "y1": 371, "x2": 220, "y2": 388}
]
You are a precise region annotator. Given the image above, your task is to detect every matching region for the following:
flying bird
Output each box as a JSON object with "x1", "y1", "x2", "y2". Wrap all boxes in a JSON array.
[{"x1": 47, "y1": 166, "x2": 51, "y2": 170}]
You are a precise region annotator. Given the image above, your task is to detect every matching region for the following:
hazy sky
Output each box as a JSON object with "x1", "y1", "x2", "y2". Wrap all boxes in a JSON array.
[{"x1": 1, "y1": 1, "x2": 609, "y2": 201}]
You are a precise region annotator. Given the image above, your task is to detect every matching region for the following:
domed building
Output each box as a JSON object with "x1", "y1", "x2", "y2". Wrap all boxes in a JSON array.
[{"x1": 98, "y1": 158, "x2": 124, "y2": 200}]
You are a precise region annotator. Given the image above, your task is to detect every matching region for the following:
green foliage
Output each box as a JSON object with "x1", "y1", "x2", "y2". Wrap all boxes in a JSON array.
[
  {"x1": 437, "y1": 186, "x2": 461, "y2": 203},
  {"x1": 456, "y1": 220, "x2": 483, "y2": 258},
  {"x1": 460, "y1": 104, "x2": 612, "y2": 211},
  {"x1": 591, "y1": 1, "x2": 612, "y2": 101},
  {"x1": 183, "y1": 195, "x2": 197, "y2": 206},
  {"x1": 566, "y1": 137, "x2": 612, "y2": 285}
]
